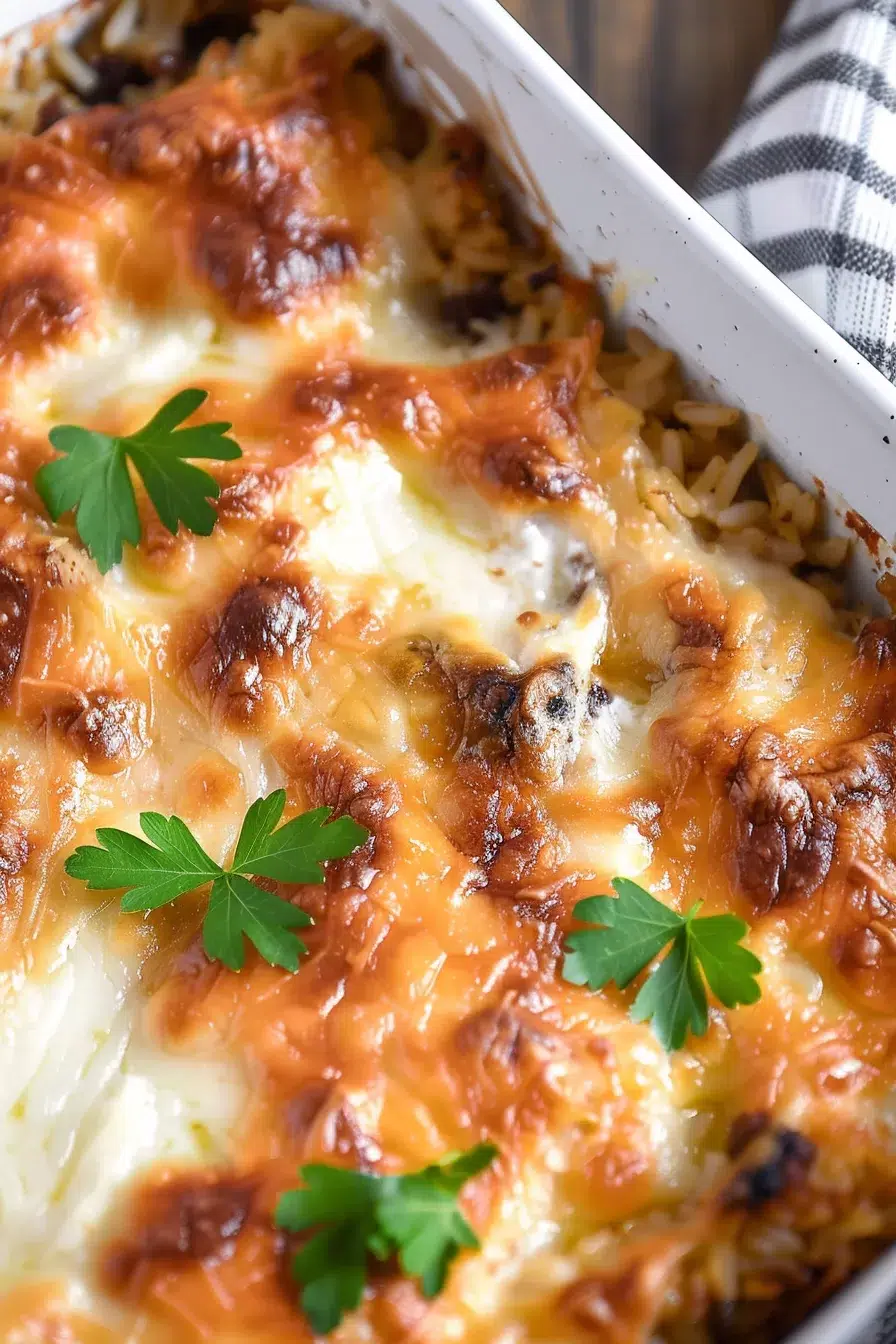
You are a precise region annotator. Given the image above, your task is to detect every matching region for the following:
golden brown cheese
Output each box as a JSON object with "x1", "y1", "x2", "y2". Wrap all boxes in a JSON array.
[{"x1": 1, "y1": 10, "x2": 896, "y2": 1344}]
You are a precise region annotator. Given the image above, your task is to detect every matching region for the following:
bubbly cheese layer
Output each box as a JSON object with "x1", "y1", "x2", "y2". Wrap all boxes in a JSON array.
[{"x1": 1, "y1": 9, "x2": 896, "y2": 1344}]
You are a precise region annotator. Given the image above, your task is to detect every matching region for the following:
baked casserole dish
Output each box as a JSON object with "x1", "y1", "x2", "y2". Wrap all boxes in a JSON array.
[{"x1": 0, "y1": 5, "x2": 895, "y2": 1343}]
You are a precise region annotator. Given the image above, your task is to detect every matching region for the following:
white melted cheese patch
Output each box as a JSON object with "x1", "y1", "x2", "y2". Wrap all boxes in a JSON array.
[
  {"x1": 0, "y1": 668, "x2": 277, "y2": 1288},
  {"x1": 439, "y1": 1045, "x2": 703, "y2": 1343},
  {"x1": 9, "y1": 307, "x2": 282, "y2": 429},
  {"x1": 9, "y1": 226, "x2": 513, "y2": 431},
  {"x1": 0, "y1": 926, "x2": 245, "y2": 1284},
  {"x1": 297, "y1": 442, "x2": 609, "y2": 668}
]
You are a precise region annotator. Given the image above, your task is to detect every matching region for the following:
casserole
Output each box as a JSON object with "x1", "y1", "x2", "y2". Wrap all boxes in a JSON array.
[{"x1": 1, "y1": 3, "x2": 896, "y2": 1343}]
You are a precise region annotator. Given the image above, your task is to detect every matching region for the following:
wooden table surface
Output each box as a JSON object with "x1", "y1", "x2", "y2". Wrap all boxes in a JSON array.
[{"x1": 499, "y1": 0, "x2": 793, "y2": 186}]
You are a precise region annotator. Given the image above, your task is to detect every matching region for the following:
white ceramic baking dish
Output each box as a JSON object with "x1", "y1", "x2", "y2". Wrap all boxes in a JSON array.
[
  {"x1": 330, "y1": 14, "x2": 896, "y2": 1341},
  {"x1": 4, "y1": 1, "x2": 896, "y2": 1340}
]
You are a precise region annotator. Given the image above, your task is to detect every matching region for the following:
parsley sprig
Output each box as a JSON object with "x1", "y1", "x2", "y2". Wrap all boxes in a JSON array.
[
  {"x1": 65, "y1": 790, "x2": 369, "y2": 972},
  {"x1": 562, "y1": 877, "x2": 762, "y2": 1050},
  {"x1": 275, "y1": 1144, "x2": 498, "y2": 1334},
  {"x1": 36, "y1": 388, "x2": 242, "y2": 574}
]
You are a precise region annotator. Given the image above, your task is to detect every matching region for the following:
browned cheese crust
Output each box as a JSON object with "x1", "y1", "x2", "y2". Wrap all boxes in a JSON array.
[{"x1": 1, "y1": 11, "x2": 896, "y2": 1344}]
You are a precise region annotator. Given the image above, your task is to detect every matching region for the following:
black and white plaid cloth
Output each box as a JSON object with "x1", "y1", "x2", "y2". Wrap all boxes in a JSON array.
[
  {"x1": 698, "y1": 0, "x2": 896, "y2": 384},
  {"x1": 701, "y1": 5, "x2": 896, "y2": 1339}
]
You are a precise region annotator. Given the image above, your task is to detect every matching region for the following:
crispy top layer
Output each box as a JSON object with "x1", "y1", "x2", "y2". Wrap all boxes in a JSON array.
[{"x1": 1, "y1": 12, "x2": 896, "y2": 1344}]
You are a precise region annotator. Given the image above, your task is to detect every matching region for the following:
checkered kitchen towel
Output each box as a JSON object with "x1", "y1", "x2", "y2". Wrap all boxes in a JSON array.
[
  {"x1": 700, "y1": 3, "x2": 896, "y2": 1340},
  {"x1": 698, "y1": 0, "x2": 896, "y2": 383}
]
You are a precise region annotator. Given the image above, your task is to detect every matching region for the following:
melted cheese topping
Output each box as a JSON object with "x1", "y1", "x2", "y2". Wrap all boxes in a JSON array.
[
  {"x1": 1, "y1": 11, "x2": 896, "y2": 1344},
  {"x1": 2, "y1": 929, "x2": 242, "y2": 1271}
]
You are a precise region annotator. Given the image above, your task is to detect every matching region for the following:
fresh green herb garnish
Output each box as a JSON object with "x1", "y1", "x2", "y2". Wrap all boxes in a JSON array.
[
  {"x1": 562, "y1": 877, "x2": 762, "y2": 1051},
  {"x1": 275, "y1": 1144, "x2": 498, "y2": 1334},
  {"x1": 64, "y1": 790, "x2": 368, "y2": 972},
  {"x1": 36, "y1": 388, "x2": 242, "y2": 574}
]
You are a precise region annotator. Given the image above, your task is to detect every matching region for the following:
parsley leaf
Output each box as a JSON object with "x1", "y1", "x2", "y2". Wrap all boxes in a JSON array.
[
  {"x1": 65, "y1": 790, "x2": 369, "y2": 972},
  {"x1": 237, "y1": 802, "x2": 368, "y2": 883},
  {"x1": 378, "y1": 1150, "x2": 490, "y2": 1297},
  {"x1": 36, "y1": 388, "x2": 242, "y2": 574},
  {"x1": 66, "y1": 814, "x2": 220, "y2": 913},
  {"x1": 563, "y1": 878, "x2": 762, "y2": 1050},
  {"x1": 630, "y1": 932, "x2": 707, "y2": 1049},
  {"x1": 279, "y1": 1166, "x2": 381, "y2": 1333},
  {"x1": 275, "y1": 1144, "x2": 498, "y2": 1334},
  {"x1": 203, "y1": 872, "x2": 312, "y2": 972},
  {"x1": 562, "y1": 878, "x2": 683, "y2": 990}
]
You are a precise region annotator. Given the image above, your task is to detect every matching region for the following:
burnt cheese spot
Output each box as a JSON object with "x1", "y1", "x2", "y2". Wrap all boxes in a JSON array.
[
  {"x1": 454, "y1": 1003, "x2": 554, "y2": 1077},
  {"x1": 75, "y1": 94, "x2": 306, "y2": 186},
  {"x1": 397, "y1": 640, "x2": 587, "y2": 786},
  {"x1": 196, "y1": 214, "x2": 358, "y2": 319},
  {"x1": 51, "y1": 692, "x2": 149, "y2": 774},
  {"x1": 729, "y1": 730, "x2": 896, "y2": 911},
  {"x1": 677, "y1": 619, "x2": 723, "y2": 651},
  {"x1": 664, "y1": 576, "x2": 726, "y2": 671},
  {"x1": 479, "y1": 436, "x2": 585, "y2": 501},
  {"x1": 292, "y1": 366, "x2": 356, "y2": 424},
  {"x1": 726, "y1": 1111, "x2": 771, "y2": 1159},
  {"x1": 722, "y1": 1126, "x2": 816, "y2": 1210},
  {"x1": 102, "y1": 1175, "x2": 256, "y2": 1291},
  {"x1": 466, "y1": 345, "x2": 554, "y2": 394},
  {"x1": 284, "y1": 1082, "x2": 381, "y2": 1166},
  {"x1": 857, "y1": 617, "x2": 896, "y2": 671},
  {"x1": 437, "y1": 755, "x2": 565, "y2": 889},
  {"x1": 587, "y1": 681, "x2": 611, "y2": 716},
  {"x1": 275, "y1": 342, "x2": 595, "y2": 510},
  {"x1": 289, "y1": 738, "x2": 398, "y2": 891},
  {"x1": 836, "y1": 924, "x2": 885, "y2": 972},
  {"x1": 0, "y1": 566, "x2": 29, "y2": 703},
  {"x1": 566, "y1": 544, "x2": 598, "y2": 605},
  {"x1": 0, "y1": 270, "x2": 84, "y2": 355},
  {"x1": 450, "y1": 1000, "x2": 560, "y2": 1131},
  {"x1": 189, "y1": 579, "x2": 319, "y2": 725},
  {"x1": 729, "y1": 734, "x2": 828, "y2": 911},
  {"x1": 512, "y1": 661, "x2": 584, "y2": 784},
  {"x1": 62, "y1": 87, "x2": 368, "y2": 320}
]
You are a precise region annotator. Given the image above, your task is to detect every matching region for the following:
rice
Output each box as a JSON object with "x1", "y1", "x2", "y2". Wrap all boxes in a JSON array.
[
  {"x1": 101, "y1": 0, "x2": 141, "y2": 52},
  {"x1": 624, "y1": 346, "x2": 676, "y2": 389},
  {"x1": 716, "y1": 500, "x2": 770, "y2": 531},
  {"x1": 607, "y1": 335, "x2": 853, "y2": 588},
  {"x1": 688, "y1": 455, "x2": 726, "y2": 502},
  {"x1": 714, "y1": 440, "x2": 759, "y2": 510},
  {"x1": 673, "y1": 399, "x2": 742, "y2": 430},
  {"x1": 806, "y1": 536, "x2": 851, "y2": 568}
]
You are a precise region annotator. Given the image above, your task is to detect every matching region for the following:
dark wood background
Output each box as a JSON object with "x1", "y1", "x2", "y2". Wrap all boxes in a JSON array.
[{"x1": 499, "y1": 0, "x2": 793, "y2": 186}]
